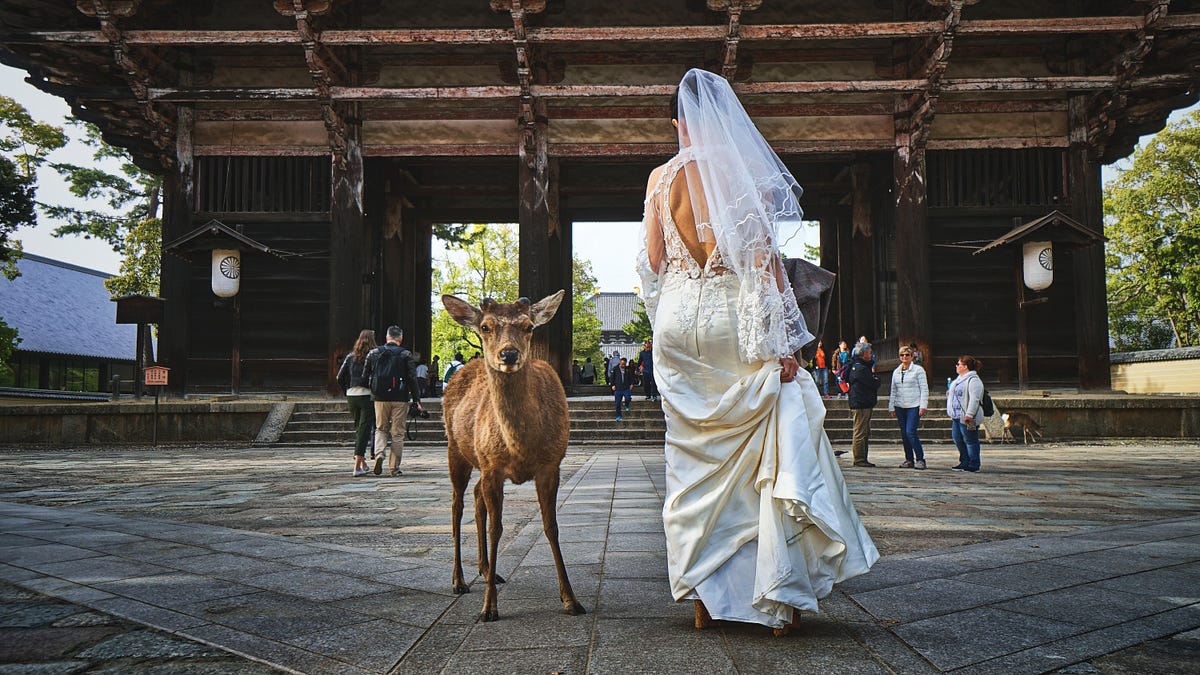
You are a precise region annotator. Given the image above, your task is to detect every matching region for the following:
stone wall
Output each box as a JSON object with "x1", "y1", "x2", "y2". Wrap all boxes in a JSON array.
[
  {"x1": 0, "y1": 401, "x2": 275, "y2": 445},
  {"x1": 1110, "y1": 347, "x2": 1200, "y2": 395}
]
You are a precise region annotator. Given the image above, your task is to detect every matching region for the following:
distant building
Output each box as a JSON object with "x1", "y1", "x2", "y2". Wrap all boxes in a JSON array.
[
  {"x1": 587, "y1": 292, "x2": 641, "y2": 368},
  {"x1": 0, "y1": 253, "x2": 137, "y2": 394}
]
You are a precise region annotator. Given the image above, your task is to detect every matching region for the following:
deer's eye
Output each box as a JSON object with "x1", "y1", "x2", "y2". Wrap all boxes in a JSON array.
[
  {"x1": 480, "y1": 324, "x2": 491, "y2": 333},
  {"x1": 525, "y1": 325, "x2": 534, "y2": 333}
]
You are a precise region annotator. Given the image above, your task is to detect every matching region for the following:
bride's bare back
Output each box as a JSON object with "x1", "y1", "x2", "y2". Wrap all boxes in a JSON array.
[{"x1": 645, "y1": 160, "x2": 715, "y2": 271}]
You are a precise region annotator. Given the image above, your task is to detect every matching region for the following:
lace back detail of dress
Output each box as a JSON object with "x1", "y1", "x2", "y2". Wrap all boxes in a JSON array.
[{"x1": 655, "y1": 151, "x2": 728, "y2": 281}]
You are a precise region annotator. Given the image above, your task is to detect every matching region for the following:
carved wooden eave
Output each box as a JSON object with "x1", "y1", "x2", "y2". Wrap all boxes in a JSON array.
[
  {"x1": 74, "y1": 0, "x2": 176, "y2": 170},
  {"x1": 2, "y1": 2, "x2": 1200, "y2": 173}
]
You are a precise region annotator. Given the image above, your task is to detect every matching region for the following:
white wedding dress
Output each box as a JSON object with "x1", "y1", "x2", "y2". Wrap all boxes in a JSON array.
[{"x1": 646, "y1": 152, "x2": 879, "y2": 628}]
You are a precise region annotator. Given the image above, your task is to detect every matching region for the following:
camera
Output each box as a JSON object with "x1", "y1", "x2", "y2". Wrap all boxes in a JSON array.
[{"x1": 409, "y1": 403, "x2": 430, "y2": 419}]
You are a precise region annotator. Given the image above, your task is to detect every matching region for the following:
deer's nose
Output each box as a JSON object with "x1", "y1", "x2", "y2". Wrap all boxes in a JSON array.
[{"x1": 500, "y1": 349, "x2": 519, "y2": 365}]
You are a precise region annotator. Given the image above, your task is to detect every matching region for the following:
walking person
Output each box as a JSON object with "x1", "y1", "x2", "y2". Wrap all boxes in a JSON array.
[
  {"x1": 636, "y1": 338, "x2": 659, "y2": 401},
  {"x1": 581, "y1": 357, "x2": 596, "y2": 384},
  {"x1": 813, "y1": 340, "x2": 829, "y2": 398},
  {"x1": 415, "y1": 352, "x2": 428, "y2": 397},
  {"x1": 363, "y1": 326, "x2": 422, "y2": 477},
  {"x1": 888, "y1": 345, "x2": 928, "y2": 469},
  {"x1": 948, "y1": 355, "x2": 985, "y2": 472},
  {"x1": 610, "y1": 357, "x2": 633, "y2": 421},
  {"x1": 636, "y1": 68, "x2": 876, "y2": 631},
  {"x1": 430, "y1": 355, "x2": 441, "y2": 396},
  {"x1": 336, "y1": 329, "x2": 377, "y2": 476},
  {"x1": 847, "y1": 342, "x2": 881, "y2": 467},
  {"x1": 834, "y1": 340, "x2": 851, "y2": 397}
]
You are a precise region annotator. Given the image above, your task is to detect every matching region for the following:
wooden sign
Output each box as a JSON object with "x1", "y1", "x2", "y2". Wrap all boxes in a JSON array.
[{"x1": 144, "y1": 366, "x2": 170, "y2": 386}]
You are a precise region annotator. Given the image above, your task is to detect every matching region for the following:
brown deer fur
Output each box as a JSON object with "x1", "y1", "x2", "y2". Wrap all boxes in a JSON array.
[{"x1": 441, "y1": 291, "x2": 586, "y2": 622}]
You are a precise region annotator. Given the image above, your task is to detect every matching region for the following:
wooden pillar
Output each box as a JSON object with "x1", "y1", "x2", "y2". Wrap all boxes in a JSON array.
[
  {"x1": 160, "y1": 105, "x2": 193, "y2": 396},
  {"x1": 893, "y1": 147, "x2": 934, "y2": 366},
  {"x1": 327, "y1": 114, "x2": 368, "y2": 394},
  {"x1": 818, "y1": 216, "x2": 838, "y2": 344},
  {"x1": 518, "y1": 118, "x2": 569, "y2": 383},
  {"x1": 1068, "y1": 96, "x2": 1111, "y2": 390},
  {"x1": 835, "y1": 213, "x2": 855, "y2": 344},
  {"x1": 399, "y1": 219, "x2": 433, "y2": 360}
]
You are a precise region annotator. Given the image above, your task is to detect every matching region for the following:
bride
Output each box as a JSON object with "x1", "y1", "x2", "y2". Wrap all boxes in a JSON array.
[{"x1": 636, "y1": 69, "x2": 878, "y2": 630}]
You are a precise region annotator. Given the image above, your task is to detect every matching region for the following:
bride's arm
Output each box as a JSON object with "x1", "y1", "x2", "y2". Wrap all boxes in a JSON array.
[{"x1": 644, "y1": 166, "x2": 666, "y2": 271}]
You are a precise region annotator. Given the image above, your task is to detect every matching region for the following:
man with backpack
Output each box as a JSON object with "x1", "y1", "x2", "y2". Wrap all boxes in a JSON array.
[{"x1": 363, "y1": 325, "x2": 422, "y2": 477}]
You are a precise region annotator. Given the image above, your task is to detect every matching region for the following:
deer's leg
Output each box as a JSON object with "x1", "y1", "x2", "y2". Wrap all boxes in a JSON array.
[
  {"x1": 449, "y1": 449, "x2": 472, "y2": 595},
  {"x1": 535, "y1": 469, "x2": 586, "y2": 615},
  {"x1": 478, "y1": 471, "x2": 505, "y2": 622},
  {"x1": 473, "y1": 481, "x2": 506, "y2": 584}
]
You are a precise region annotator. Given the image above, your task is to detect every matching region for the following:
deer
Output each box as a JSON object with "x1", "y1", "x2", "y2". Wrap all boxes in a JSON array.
[
  {"x1": 440, "y1": 291, "x2": 586, "y2": 622},
  {"x1": 1001, "y1": 411, "x2": 1044, "y2": 444}
]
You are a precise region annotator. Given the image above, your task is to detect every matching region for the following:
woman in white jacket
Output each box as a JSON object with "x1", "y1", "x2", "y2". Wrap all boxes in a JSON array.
[
  {"x1": 946, "y1": 355, "x2": 985, "y2": 472},
  {"x1": 888, "y1": 345, "x2": 929, "y2": 469}
]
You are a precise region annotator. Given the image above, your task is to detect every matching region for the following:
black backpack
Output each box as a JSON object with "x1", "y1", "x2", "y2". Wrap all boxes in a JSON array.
[
  {"x1": 370, "y1": 346, "x2": 409, "y2": 399},
  {"x1": 981, "y1": 389, "x2": 995, "y2": 417}
]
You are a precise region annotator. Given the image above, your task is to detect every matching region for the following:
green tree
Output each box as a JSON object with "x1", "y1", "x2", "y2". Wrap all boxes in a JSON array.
[
  {"x1": 1105, "y1": 110, "x2": 1200, "y2": 349},
  {"x1": 43, "y1": 120, "x2": 161, "y2": 255},
  {"x1": 622, "y1": 299, "x2": 653, "y2": 343},
  {"x1": 571, "y1": 257, "x2": 601, "y2": 362},
  {"x1": 104, "y1": 217, "x2": 161, "y2": 297},
  {"x1": 431, "y1": 225, "x2": 521, "y2": 363},
  {"x1": 429, "y1": 224, "x2": 603, "y2": 369},
  {"x1": 0, "y1": 154, "x2": 36, "y2": 280}
]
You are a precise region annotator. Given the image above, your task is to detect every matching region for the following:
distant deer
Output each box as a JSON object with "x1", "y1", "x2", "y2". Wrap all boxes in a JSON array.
[
  {"x1": 441, "y1": 291, "x2": 586, "y2": 622},
  {"x1": 1002, "y1": 411, "x2": 1044, "y2": 444}
]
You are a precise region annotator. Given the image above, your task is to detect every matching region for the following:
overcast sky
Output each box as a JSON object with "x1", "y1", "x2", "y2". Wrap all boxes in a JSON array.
[{"x1": 4, "y1": 62, "x2": 1194, "y2": 289}]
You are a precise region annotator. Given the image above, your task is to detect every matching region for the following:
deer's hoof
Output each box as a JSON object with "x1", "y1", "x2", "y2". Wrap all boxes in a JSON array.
[
  {"x1": 452, "y1": 581, "x2": 470, "y2": 594},
  {"x1": 562, "y1": 599, "x2": 587, "y2": 616},
  {"x1": 479, "y1": 608, "x2": 499, "y2": 622},
  {"x1": 772, "y1": 626, "x2": 791, "y2": 637}
]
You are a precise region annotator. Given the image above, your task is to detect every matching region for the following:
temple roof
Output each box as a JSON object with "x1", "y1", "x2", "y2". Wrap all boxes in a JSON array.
[
  {"x1": 0, "y1": 253, "x2": 137, "y2": 361},
  {"x1": 2, "y1": 1, "x2": 1198, "y2": 176}
]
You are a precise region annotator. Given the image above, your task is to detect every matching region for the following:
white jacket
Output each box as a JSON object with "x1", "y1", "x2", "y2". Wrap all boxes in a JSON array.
[{"x1": 888, "y1": 363, "x2": 929, "y2": 411}]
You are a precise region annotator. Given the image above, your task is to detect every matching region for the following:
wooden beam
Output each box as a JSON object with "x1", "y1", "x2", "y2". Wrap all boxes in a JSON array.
[{"x1": 11, "y1": 14, "x2": 1200, "y2": 47}]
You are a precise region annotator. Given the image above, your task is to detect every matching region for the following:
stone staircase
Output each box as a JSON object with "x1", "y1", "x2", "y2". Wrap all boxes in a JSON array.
[{"x1": 275, "y1": 396, "x2": 955, "y2": 447}]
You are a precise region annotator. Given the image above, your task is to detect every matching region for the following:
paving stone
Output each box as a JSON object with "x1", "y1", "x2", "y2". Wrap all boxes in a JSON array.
[
  {"x1": 605, "y1": 531, "x2": 667, "y2": 552},
  {"x1": 164, "y1": 553, "x2": 286, "y2": 580},
  {"x1": 721, "y1": 615, "x2": 892, "y2": 673},
  {"x1": 440, "y1": 645, "x2": 589, "y2": 675},
  {"x1": 588, "y1": 617, "x2": 734, "y2": 674},
  {"x1": 1050, "y1": 547, "x2": 1185, "y2": 575},
  {"x1": 850, "y1": 577, "x2": 1023, "y2": 623},
  {"x1": 242, "y1": 568, "x2": 391, "y2": 602},
  {"x1": 392, "y1": 623, "x2": 470, "y2": 675},
  {"x1": 596, "y1": 578, "x2": 691, "y2": 620},
  {"x1": 1092, "y1": 568, "x2": 1200, "y2": 604},
  {"x1": 181, "y1": 624, "x2": 369, "y2": 675},
  {"x1": 75, "y1": 629, "x2": 226, "y2": 659},
  {"x1": 51, "y1": 610, "x2": 122, "y2": 627},
  {"x1": 87, "y1": 597, "x2": 210, "y2": 632},
  {"x1": 0, "y1": 626, "x2": 122, "y2": 660},
  {"x1": 207, "y1": 537, "x2": 326, "y2": 560},
  {"x1": 522, "y1": 540, "x2": 604, "y2": 566},
  {"x1": 837, "y1": 556, "x2": 974, "y2": 593},
  {"x1": 0, "y1": 603, "x2": 82, "y2": 628},
  {"x1": 949, "y1": 560, "x2": 1114, "y2": 594},
  {"x1": 994, "y1": 583, "x2": 1180, "y2": 630},
  {"x1": 0, "y1": 662, "x2": 90, "y2": 674},
  {"x1": 94, "y1": 573, "x2": 256, "y2": 609},
  {"x1": 34, "y1": 556, "x2": 173, "y2": 584},
  {"x1": 282, "y1": 618, "x2": 422, "y2": 672},
  {"x1": 493, "y1": 563, "x2": 602, "y2": 600},
  {"x1": 893, "y1": 607, "x2": 1084, "y2": 671},
  {"x1": 602, "y1": 550, "x2": 667, "y2": 579},
  {"x1": 332, "y1": 588, "x2": 456, "y2": 629},
  {"x1": 457, "y1": 596, "x2": 595, "y2": 650},
  {"x1": 183, "y1": 591, "x2": 368, "y2": 640},
  {"x1": 2, "y1": 544, "x2": 100, "y2": 568}
]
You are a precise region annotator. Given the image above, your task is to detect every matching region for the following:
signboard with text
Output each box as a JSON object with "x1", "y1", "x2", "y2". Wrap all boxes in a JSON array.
[{"x1": 144, "y1": 366, "x2": 170, "y2": 386}]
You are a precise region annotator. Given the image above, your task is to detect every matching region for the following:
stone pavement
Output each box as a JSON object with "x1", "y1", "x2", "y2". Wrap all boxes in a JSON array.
[{"x1": 0, "y1": 441, "x2": 1198, "y2": 673}]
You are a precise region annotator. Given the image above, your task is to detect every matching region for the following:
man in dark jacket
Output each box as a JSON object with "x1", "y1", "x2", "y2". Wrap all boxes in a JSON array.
[
  {"x1": 847, "y1": 342, "x2": 881, "y2": 467},
  {"x1": 363, "y1": 325, "x2": 422, "y2": 476},
  {"x1": 610, "y1": 357, "x2": 634, "y2": 421}
]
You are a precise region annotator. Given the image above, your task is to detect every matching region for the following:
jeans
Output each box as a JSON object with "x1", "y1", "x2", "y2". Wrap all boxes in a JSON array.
[
  {"x1": 813, "y1": 367, "x2": 828, "y2": 395},
  {"x1": 347, "y1": 395, "x2": 374, "y2": 457},
  {"x1": 894, "y1": 406, "x2": 924, "y2": 462},
  {"x1": 613, "y1": 388, "x2": 632, "y2": 416},
  {"x1": 642, "y1": 371, "x2": 658, "y2": 399},
  {"x1": 951, "y1": 418, "x2": 981, "y2": 470}
]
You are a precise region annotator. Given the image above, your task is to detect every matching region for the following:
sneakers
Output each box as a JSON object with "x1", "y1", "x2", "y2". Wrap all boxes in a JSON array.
[
  {"x1": 616, "y1": 416, "x2": 623, "y2": 422},
  {"x1": 390, "y1": 469, "x2": 403, "y2": 477},
  {"x1": 914, "y1": 460, "x2": 927, "y2": 470},
  {"x1": 373, "y1": 454, "x2": 384, "y2": 476},
  {"x1": 625, "y1": 404, "x2": 631, "y2": 411},
  {"x1": 898, "y1": 460, "x2": 914, "y2": 469},
  {"x1": 852, "y1": 461, "x2": 876, "y2": 468},
  {"x1": 352, "y1": 468, "x2": 368, "y2": 477}
]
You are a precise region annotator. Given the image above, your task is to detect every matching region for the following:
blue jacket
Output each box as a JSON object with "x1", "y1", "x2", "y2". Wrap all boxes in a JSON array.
[
  {"x1": 847, "y1": 357, "x2": 880, "y2": 409},
  {"x1": 609, "y1": 365, "x2": 634, "y2": 390}
]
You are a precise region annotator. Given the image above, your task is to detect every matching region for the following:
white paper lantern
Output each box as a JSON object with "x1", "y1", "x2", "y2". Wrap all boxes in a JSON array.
[
  {"x1": 1022, "y1": 240, "x2": 1053, "y2": 291},
  {"x1": 212, "y1": 248, "x2": 241, "y2": 297}
]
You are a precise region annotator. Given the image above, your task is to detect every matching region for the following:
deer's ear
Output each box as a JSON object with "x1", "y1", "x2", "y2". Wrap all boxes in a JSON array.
[
  {"x1": 442, "y1": 294, "x2": 482, "y2": 328},
  {"x1": 529, "y1": 290, "x2": 565, "y2": 327}
]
